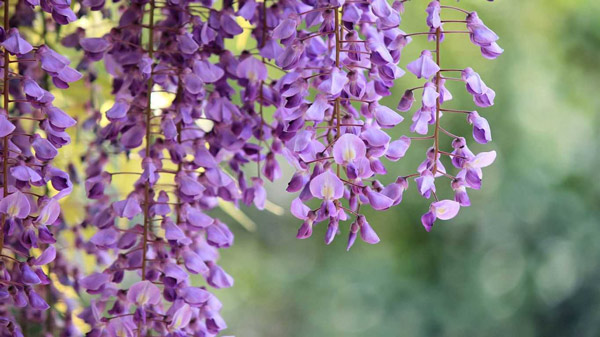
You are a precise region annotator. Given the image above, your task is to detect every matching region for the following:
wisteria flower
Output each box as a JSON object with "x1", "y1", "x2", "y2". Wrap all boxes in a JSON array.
[
  {"x1": 310, "y1": 170, "x2": 344, "y2": 200},
  {"x1": 128, "y1": 281, "x2": 162, "y2": 307},
  {"x1": 426, "y1": 1, "x2": 441, "y2": 29},
  {"x1": 1, "y1": 28, "x2": 33, "y2": 55},
  {"x1": 333, "y1": 134, "x2": 366, "y2": 166},
  {"x1": 421, "y1": 200, "x2": 461, "y2": 232},
  {"x1": 407, "y1": 50, "x2": 440, "y2": 79},
  {"x1": 468, "y1": 111, "x2": 492, "y2": 144},
  {"x1": 0, "y1": 190, "x2": 31, "y2": 219}
]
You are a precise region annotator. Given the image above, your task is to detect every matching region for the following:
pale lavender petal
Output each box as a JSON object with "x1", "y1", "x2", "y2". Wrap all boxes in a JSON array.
[
  {"x1": 0, "y1": 115, "x2": 16, "y2": 137},
  {"x1": 386, "y1": 136, "x2": 411, "y2": 161},
  {"x1": 365, "y1": 187, "x2": 393, "y2": 210},
  {"x1": 183, "y1": 72, "x2": 204, "y2": 94},
  {"x1": 426, "y1": 1, "x2": 441, "y2": 29},
  {"x1": 44, "y1": 106, "x2": 76, "y2": 129},
  {"x1": 432, "y1": 200, "x2": 461, "y2": 220},
  {"x1": 169, "y1": 303, "x2": 193, "y2": 330},
  {"x1": 309, "y1": 170, "x2": 344, "y2": 200},
  {"x1": 305, "y1": 94, "x2": 330, "y2": 121},
  {"x1": 361, "y1": 128, "x2": 391, "y2": 147},
  {"x1": 374, "y1": 104, "x2": 404, "y2": 128},
  {"x1": 422, "y1": 82, "x2": 439, "y2": 108},
  {"x1": 80, "y1": 37, "x2": 111, "y2": 53},
  {"x1": 333, "y1": 133, "x2": 366, "y2": 165},
  {"x1": 81, "y1": 273, "x2": 110, "y2": 291},
  {"x1": 208, "y1": 264, "x2": 234, "y2": 289},
  {"x1": 397, "y1": 90, "x2": 415, "y2": 112},
  {"x1": 358, "y1": 215, "x2": 380, "y2": 244},
  {"x1": 106, "y1": 101, "x2": 130, "y2": 121},
  {"x1": 32, "y1": 135, "x2": 58, "y2": 161},
  {"x1": 90, "y1": 227, "x2": 119, "y2": 247},
  {"x1": 36, "y1": 198, "x2": 60, "y2": 225},
  {"x1": 467, "y1": 151, "x2": 496, "y2": 169},
  {"x1": 290, "y1": 198, "x2": 310, "y2": 220},
  {"x1": 272, "y1": 19, "x2": 297, "y2": 40},
  {"x1": 1, "y1": 28, "x2": 33, "y2": 55},
  {"x1": 112, "y1": 196, "x2": 142, "y2": 219},
  {"x1": 34, "y1": 246, "x2": 56, "y2": 265},
  {"x1": 181, "y1": 287, "x2": 211, "y2": 307},
  {"x1": 318, "y1": 68, "x2": 348, "y2": 96},
  {"x1": 421, "y1": 211, "x2": 436, "y2": 232},
  {"x1": 127, "y1": 280, "x2": 161, "y2": 306},
  {"x1": 468, "y1": 111, "x2": 492, "y2": 144},
  {"x1": 0, "y1": 191, "x2": 30, "y2": 218},
  {"x1": 237, "y1": 56, "x2": 267, "y2": 82},
  {"x1": 178, "y1": 32, "x2": 199, "y2": 54},
  {"x1": 407, "y1": 50, "x2": 440, "y2": 79},
  {"x1": 121, "y1": 125, "x2": 145, "y2": 149},
  {"x1": 481, "y1": 42, "x2": 504, "y2": 59},
  {"x1": 194, "y1": 60, "x2": 224, "y2": 83}
]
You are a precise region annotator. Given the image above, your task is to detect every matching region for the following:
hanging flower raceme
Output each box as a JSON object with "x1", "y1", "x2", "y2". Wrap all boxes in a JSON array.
[
  {"x1": 75, "y1": 0, "x2": 252, "y2": 335},
  {"x1": 0, "y1": 0, "x2": 80, "y2": 334},
  {"x1": 0, "y1": 0, "x2": 504, "y2": 334},
  {"x1": 397, "y1": 0, "x2": 501, "y2": 232},
  {"x1": 265, "y1": 0, "x2": 416, "y2": 249}
]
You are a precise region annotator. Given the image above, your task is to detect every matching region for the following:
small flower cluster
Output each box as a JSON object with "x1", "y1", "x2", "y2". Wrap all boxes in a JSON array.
[
  {"x1": 397, "y1": 0, "x2": 502, "y2": 231},
  {"x1": 265, "y1": 0, "x2": 412, "y2": 250},
  {"x1": 74, "y1": 0, "x2": 261, "y2": 336},
  {"x1": 0, "y1": 0, "x2": 80, "y2": 335},
  {"x1": 263, "y1": 0, "x2": 502, "y2": 249}
]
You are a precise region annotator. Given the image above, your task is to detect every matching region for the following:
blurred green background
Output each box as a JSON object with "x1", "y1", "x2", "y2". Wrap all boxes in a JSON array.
[
  {"x1": 212, "y1": 1, "x2": 600, "y2": 336},
  {"x1": 42, "y1": 0, "x2": 600, "y2": 335}
]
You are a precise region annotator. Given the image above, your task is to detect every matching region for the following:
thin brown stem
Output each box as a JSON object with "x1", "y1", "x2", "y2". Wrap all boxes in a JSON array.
[
  {"x1": 298, "y1": 5, "x2": 335, "y2": 16},
  {"x1": 440, "y1": 5, "x2": 471, "y2": 15},
  {"x1": 340, "y1": 205, "x2": 359, "y2": 216},
  {"x1": 432, "y1": 27, "x2": 442, "y2": 175},
  {"x1": 303, "y1": 156, "x2": 333, "y2": 165},
  {"x1": 442, "y1": 20, "x2": 467, "y2": 23},
  {"x1": 300, "y1": 30, "x2": 335, "y2": 41},
  {"x1": 175, "y1": 84, "x2": 183, "y2": 226},
  {"x1": 8, "y1": 116, "x2": 43, "y2": 121},
  {"x1": 108, "y1": 171, "x2": 142, "y2": 176},
  {"x1": 0, "y1": 254, "x2": 19, "y2": 262},
  {"x1": 440, "y1": 108, "x2": 471, "y2": 114},
  {"x1": 439, "y1": 150, "x2": 464, "y2": 159},
  {"x1": 341, "y1": 179, "x2": 364, "y2": 188},
  {"x1": 0, "y1": 0, "x2": 11, "y2": 254},
  {"x1": 141, "y1": 0, "x2": 155, "y2": 302},
  {"x1": 404, "y1": 31, "x2": 469, "y2": 37},
  {"x1": 440, "y1": 77, "x2": 463, "y2": 82},
  {"x1": 339, "y1": 49, "x2": 370, "y2": 55},
  {"x1": 439, "y1": 126, "x2": 459, "y2": 139},
  {"x1": 411, "y1": 135, "x2": 435, "y2": 140},
  {"x1": 334, "y1": 6, "x2": 341, "y2": 177}
]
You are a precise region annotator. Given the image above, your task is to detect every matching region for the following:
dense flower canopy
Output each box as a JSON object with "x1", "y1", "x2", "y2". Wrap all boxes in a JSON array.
[{"x1": 0, "y1": 0, "x2": 502, "y2": 335}]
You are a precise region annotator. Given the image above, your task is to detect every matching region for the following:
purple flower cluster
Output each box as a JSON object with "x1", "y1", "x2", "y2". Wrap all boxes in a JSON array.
[
  {"x1": 0, "y1": 0, "x2": 503, "y2": 335},
  {"x1": 0, "y1": 0, "x2": 80, "y2": 334},
  {"x1": 263, "y1": 0, "x2": 501, "y2": 249},
  {"x1": 265, "y1": 0, "x2": 410, "y2": 250},
  {"x1": 398, "y1": 0, "x2": 501, "y2": 232},
  {"x1": 73, "y1": 1, "x2": 267, "y2": 336}
]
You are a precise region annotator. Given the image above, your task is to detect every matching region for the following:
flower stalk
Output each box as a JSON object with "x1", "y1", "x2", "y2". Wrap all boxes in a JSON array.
[
  {"x1": 141, "y1": 0, "x2": 156, "y2": 285},
  {"x1": 0, "y1": 0, "x2": 10, "y2": 254}
]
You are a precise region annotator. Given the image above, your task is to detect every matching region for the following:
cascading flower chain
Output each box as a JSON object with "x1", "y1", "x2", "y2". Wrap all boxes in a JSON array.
[
  {"x1": 0, "y1": 0, "x2": 80, "y2": 335},
  {"x1": 0, "y1": 0, "x2": 504, "y2": 335}
]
